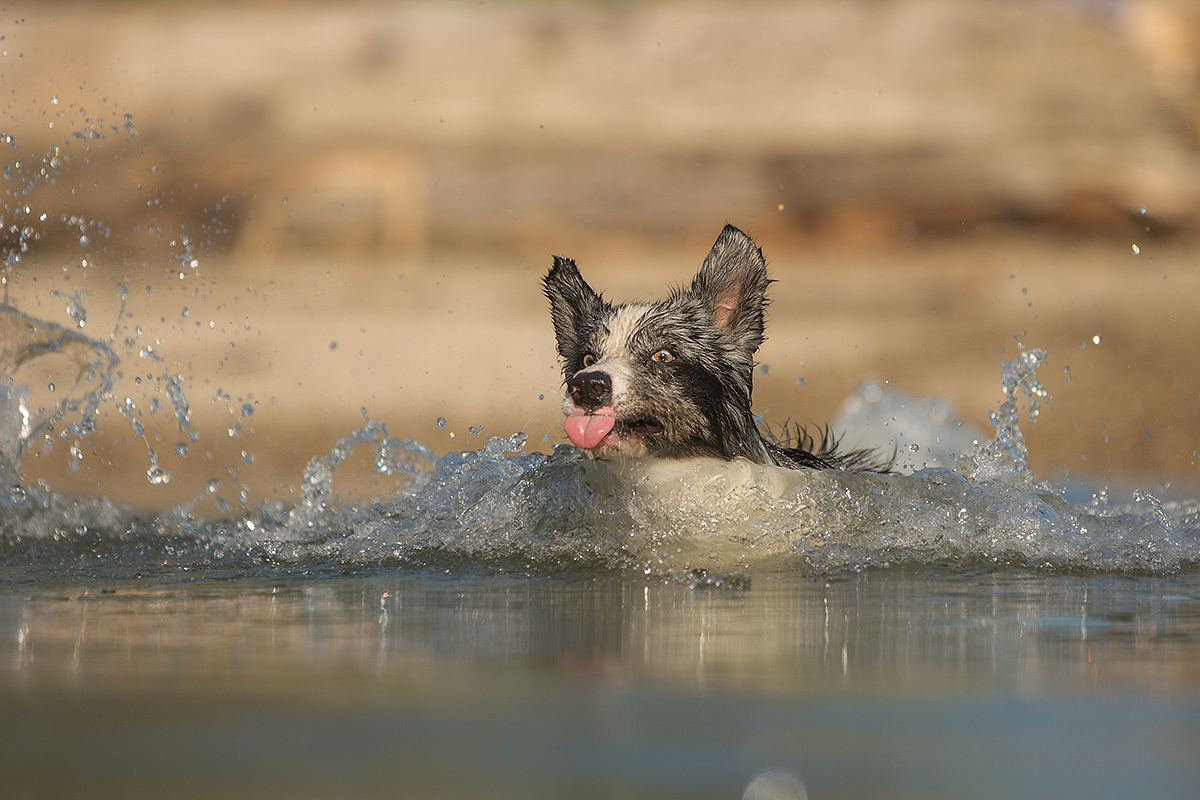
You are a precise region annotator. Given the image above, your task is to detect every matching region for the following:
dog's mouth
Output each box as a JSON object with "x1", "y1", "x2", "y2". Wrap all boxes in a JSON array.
[
  {"x1": 563, "y1": 413, "x2": 663, "y2": 450},
  {"x1": 621, "y1": 419, "x2": 663, "y2": 437}
]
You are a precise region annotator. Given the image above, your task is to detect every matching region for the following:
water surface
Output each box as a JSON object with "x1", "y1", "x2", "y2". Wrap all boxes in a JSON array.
[{"x1": 2, "y1": 567, "x2": 1198, "y2": 800}]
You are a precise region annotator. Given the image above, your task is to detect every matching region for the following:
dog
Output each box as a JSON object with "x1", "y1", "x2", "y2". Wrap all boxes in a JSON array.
[{"x1": 544, "y1": 224, "x2": 892, "y2": 473}]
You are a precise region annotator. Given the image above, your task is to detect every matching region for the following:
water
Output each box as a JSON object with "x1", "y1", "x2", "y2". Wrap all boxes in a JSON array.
[
  {"x1": 4, "y1": 315, "x2": 1195, "y2": 581},
  {"x1": 2, "y1": 140, "x2": 1200, "y2": 800},
  {"x1": 2, "y1": 302, "x2": 1198, "y2": 800},
  {"x1": 2, "y1": 570, "x2": 1198, "y2": 799}
]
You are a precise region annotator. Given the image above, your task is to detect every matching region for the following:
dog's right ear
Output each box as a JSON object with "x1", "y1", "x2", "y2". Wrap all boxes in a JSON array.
[
  {"x1": 688, "y1": 225, "x2": 770, "y2": 355},
  {"x1": 544, "y1": 256, "x2": 603, "y2": 364}
]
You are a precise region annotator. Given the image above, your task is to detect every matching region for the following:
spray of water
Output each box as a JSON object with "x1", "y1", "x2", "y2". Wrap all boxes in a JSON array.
[
  {"x1": 0, "y1": 117, "x2": 1196, "y2": 578},
  {"x1": 957, "y1": 346, "x2": 1047, "y2": 487},
  {"x1": 286, "y1": 408, "x2": 437, "y2": 532},
  {"x1": 0, "y1": 304, "x2": 119, "y2": 483},
  {"x1": 0, "y1": 298, "x2": 1197, "y2": 579}
]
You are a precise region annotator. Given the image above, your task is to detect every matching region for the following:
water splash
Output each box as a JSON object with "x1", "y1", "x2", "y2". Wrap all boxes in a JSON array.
[
  {"x1": 164, "y1": 372, "x2": 192, "y2": 432},
  {"x1": 285, "y1": 408, "x2": 437, "y2": 532},
  {"x1": 0, "y1": 304, "x2": 119, "y2": 483},
  {"x1": 247, "y1": 346, "x2": 1197, "y2": 575},
  {"x1": 958, "y1": 347, "x2": 1046, "y2": 487},
  {"x1": 115, "y1": 395, "x2": 170, "y2": 485},
  {"x1": 48, "y1": 288, "x2": 89, "y2": 329},
  {"x1": 832, "y1": 378, "x2": 981, "y2": 473},
  {"x1": 0, "y1": 302, "x2": 1196, "y2": 578},
  {"x1": 300, "y1": 436, "x2": 636, "y2": 568}
]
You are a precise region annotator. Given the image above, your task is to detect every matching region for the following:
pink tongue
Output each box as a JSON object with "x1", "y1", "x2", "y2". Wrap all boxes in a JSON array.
[{"x1": 563, "y1": 415, "x2": 616, "y2": 449}]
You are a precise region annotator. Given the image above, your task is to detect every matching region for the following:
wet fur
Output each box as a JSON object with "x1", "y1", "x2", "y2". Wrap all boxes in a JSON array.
[{"x1": 544, "y1": 224, "x2": 892, "y2": 473}]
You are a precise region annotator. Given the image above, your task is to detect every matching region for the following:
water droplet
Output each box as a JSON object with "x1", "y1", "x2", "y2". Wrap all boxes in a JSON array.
[
  {"x1": 469, "y1": 425, "x2": 481, "y2": 435},
  {"x1": 908, "y1": 443, "x2": 920, "y2": 453},
  {"x1": 743, "y1": 769, "x2": 806, "y2": 800},
  {"x1": 241, "y1": 402, "x2": 254, "y2": 417},
  {"x1": 1092, "y1": 333, "x2": 1101, "y2": 344},
  {"x1": 759, "y1": 364, "x2": 770, "y2": 375},
  {"x1": 175, "y1": 442, "x2": 189, "y2": 457},
  {"x1": 63, "y1": 290, "x2": 87, "y2": 328},
  {"x1": 436, "y1": 417, "x2": 447, "y2": 428},
  {"x1": 1131, "y1": 244, "x2": 1140, "y2": 255},
  {"x1": 147, "y1": 465, "x2": 170, "y2": 485},
  {"x1": 1139, "y1": 206, "x2": 1147, "y2": 216},
  {"x1": 242, "y1": 450, "x2": 255, "y2": 465},
  {"x1": 795, "y1": 377, "x2": 805, "y2": 386},
  {"x1": 47, "y1": 382, "x2": 54, "y2": 392},
  {"x1": 165, "y1": 374, "x2": 191, "y2": 431},
  {"x1": 329, "y1": 341, "x2": 337, "y2": 351}
]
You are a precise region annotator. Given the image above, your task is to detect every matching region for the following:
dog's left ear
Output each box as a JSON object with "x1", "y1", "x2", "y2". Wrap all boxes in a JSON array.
[
  {"x1": 544, "y1": 255, "x2": 603, "y2": 364},
  {"x1": 689, "y1": 224, "x2": 770, "y2": 351}
]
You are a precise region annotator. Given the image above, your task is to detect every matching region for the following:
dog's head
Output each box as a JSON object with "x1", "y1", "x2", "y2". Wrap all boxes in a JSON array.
[{"x1": 544, "y1": 224, "x2": 773, "y2": 462}]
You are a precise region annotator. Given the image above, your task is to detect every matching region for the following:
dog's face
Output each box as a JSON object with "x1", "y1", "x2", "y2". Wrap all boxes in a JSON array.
[{"x1": 544, "y1": 225, "x2": 774, "y2": 462}]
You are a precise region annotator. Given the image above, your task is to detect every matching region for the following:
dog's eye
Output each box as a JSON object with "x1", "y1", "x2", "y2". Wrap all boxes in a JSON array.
[
  {"x1": 582, "y1": 353, "x2": 597, "y2": 368},
  {"x1": 650, "y1": 349, "x2": 675, "y2": 364}
]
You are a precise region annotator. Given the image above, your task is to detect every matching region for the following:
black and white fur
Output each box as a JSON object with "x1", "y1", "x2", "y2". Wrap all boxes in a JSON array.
[{"x1": 544, "y1": 224, "x2": 892, "y2": 473}]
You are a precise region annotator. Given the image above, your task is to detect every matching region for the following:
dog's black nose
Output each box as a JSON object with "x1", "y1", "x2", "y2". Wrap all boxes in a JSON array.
[{"x1": 567, "y1": 370, "x2": 612, "y2": 410}]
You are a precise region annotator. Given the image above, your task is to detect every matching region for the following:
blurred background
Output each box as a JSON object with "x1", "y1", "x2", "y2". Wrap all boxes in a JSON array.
[{"x1": 2, "y1": 0, "x2": 1199, "y2": 509}]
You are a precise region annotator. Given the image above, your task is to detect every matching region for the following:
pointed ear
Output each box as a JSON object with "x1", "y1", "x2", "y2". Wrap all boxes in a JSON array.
[
  {"x1": 688, "y1": 225, "x2": 770, "y2": 350},
  {"x1": 544, "y1": 255, "x2": 603, "y2": 365}
]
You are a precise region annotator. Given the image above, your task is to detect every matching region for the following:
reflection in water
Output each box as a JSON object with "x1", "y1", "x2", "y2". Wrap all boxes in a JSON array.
[
  {"x1": 2, "y1": 570, "x2": 1198, "y2": 799},
  {"x1": 7, "y1": 571, "x2": 1200, "y2": 695}
]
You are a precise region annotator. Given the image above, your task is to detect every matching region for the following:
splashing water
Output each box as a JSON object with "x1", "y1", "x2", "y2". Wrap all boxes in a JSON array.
[
  {"x1": 115, "y1": 394, "x2": 171, "y2": 486},
  {"x1": 0, "y1": 304, "x2": 119, "y2": 484},
  {"x1": 958, "y1": 346, "x2": 1047, "y2": 487},
  {"x1": 286, "y1": 409, "x2": 437, "y2": 532},
  {"x1": 163, "y1": 371, "x2": 193, "y2": 441},
  {"x1": 0, "y1": 301, "x2": 1196, "y2": 583}
]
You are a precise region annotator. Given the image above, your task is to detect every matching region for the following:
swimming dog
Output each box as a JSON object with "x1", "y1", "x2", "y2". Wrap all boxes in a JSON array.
[{"x1": 544, "y1": 224, "x2": 892, "y2": 473}]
